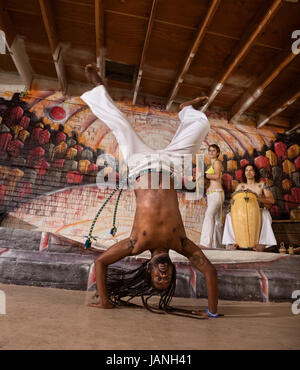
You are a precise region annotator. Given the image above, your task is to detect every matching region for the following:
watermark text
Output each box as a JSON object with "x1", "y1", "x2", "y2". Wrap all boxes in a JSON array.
[
  {"x1": 291, "y1": 30, "x2": 300, "y2": 55},
  {"x1": 95, "y1": 150, "x2": 205, "y2": 200},
  {"x1": 292, "y1": 290, "x2": 300, "y2": 315},
  {"x1": 0, "y1": 290, "x2": 6, "y2": 315}
]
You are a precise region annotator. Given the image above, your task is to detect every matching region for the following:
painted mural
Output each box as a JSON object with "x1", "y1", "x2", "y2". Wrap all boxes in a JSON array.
[{"x1": 0, "y1": 88, "x2": 299, "y2": 247}]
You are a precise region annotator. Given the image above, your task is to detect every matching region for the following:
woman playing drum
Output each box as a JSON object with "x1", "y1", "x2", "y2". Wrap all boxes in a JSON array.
[{"x1": 222, "y1": 164, "x2": 277, "y2": 251}]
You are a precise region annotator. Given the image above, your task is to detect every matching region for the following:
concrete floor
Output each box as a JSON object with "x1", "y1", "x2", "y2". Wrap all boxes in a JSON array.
[{"x1": 0, "y1": 283, "x2": 299, "y2": 350}]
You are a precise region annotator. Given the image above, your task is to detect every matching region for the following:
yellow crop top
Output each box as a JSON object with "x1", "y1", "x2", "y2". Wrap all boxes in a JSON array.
[{"x1": 205, "y1": 165, "x2": 215, "y2": 175}]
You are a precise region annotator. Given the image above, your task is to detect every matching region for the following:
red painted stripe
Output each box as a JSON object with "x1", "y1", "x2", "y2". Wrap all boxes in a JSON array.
[
  {"x1": 0, "y1": 248, "x2": 8, "y2": 256},
  {"x1": 258, "y1": 270, "x2": 269, "y2": 303},
  {"x1": 189, "y1": 266, "x2": 197, "y2": 295},
  {"x1": 87, "y1": 263, "x2": 96, "y2": 290},
  {"x1": 39, "y1": 232, "x2": 49, "y2": 251}
]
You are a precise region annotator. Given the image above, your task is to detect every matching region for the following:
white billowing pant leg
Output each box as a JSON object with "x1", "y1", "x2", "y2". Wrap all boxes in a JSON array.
[
  {"x1": 200, "y1": 191, "x2": 224, "y2": 248},
  {"x1": 158, "y1": 105, "x2": 210, "y2": 177},
  {"x1": 222, "y1": 213, "x2": 236, "y2": 245},
  {"x1": 163, "y1": 105, "x2": 210, "y2": 156},
  {"x1": 213, "y1": 217, "x2": 225, "y2": 249},
  {"x1": 81, "y1": 88, "x2": 210, "y2": 178},
  {"x1": 259, "y1": 209, "x2": 277, "y2": 246},
  {"x1": 81, "y1": 85, "x2": 151, "y2": 164},
  {"x1": 222, "y1": 210, "x2": 277, "y2": 246}
]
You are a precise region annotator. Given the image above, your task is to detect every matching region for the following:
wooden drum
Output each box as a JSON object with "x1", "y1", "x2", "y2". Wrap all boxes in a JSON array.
[{"x1": 231, "y1": 190, "x2": 262, "y2": 249}]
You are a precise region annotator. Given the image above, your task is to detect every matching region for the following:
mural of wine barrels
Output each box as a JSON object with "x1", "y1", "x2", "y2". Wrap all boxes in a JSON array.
[{"x1": 0, "y1": 89, "x2": 299, "y2": 244}]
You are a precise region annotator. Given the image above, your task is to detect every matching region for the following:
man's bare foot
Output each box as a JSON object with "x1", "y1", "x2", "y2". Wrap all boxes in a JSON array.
[
  {"x1": 179, "y1": 96, "x2": 209, "y2": 111},
  {"x1": 253, "y1": 244, "x2": 265, "y2": 252},
  {"x1": 85, "y1": 64, "x2": 104, "y2": 86}
]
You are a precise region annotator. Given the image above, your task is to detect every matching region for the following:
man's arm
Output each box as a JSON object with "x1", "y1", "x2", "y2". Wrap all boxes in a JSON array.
[
  {"x1": 179, "y1": 238, "x2": 218, "y2": 316},
  {"x1": 89, "y1": 238, "x2": 135, "y2": 309},
  {"x1": 235, "y1": 182, "x2": 245, "y2": 192},
  {"x1": 257, "y1": 182, "x2": 275, "y2": 209}
]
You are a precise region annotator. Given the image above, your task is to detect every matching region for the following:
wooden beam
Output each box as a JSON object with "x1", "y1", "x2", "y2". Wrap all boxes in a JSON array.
[
  {"x1": 257, "y1": 84, "x2": 300, "y2": 128},
  {"x1": 39, "y1": 0, "x2": 58, "y2": 55},
  {"x1": 230, "y1": 48, "x2": 297, "y2": 122},
  {"x1": 133, "y1": 0, "x2": 158, "y2": 105},
  {"x1": 0, "y1": 0, "x2": 16, "y2": 46},
  {"x1": 8, "y1": 37, "x2": 33, "y2": 89},
  {"x1": 206, "y1": 30, "x2": 283, "y2": 51},
  {"x1": 0, "y1": 0, "x2": 32, "y2": 88},
  {"x1": 201, "y1": 0, "x2": 283, "y2": 113},
  {"x1": 267, "y1": 116, "x2": 290, "y2": 128},
  {"x1": 95, "y1": 0, "x2": 105, "y2": 77},
  {"x1": 4, "y1": 6, "x2": 285, "y2": 51},
  {"x1": 286, "y1": 122, "x2": 300, "y2": 135},
  {"x1": 103, "y1": 9, "x2": 282, "y2": 51},
  {"x1": 166, "y1": 0, "x2": 221, "y2": 111},
  {"x1": 39, "y1": 0, "x2": 67, "y2": 93}
]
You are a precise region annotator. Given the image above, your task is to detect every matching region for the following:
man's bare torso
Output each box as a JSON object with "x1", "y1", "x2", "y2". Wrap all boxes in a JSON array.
[
  {"x1": 128, "y1": 173, "x2": 187, "y2": 255},
  {"x1": 237, "y1": 181, "x2": 264, "y2": 196}
]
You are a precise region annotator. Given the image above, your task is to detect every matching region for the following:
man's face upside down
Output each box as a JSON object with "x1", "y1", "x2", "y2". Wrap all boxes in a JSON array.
[{"x1": 149, "y1": 254, "x2": 174, "y2": 291}]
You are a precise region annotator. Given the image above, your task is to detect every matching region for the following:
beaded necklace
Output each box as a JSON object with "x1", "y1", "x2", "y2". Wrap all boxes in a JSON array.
[{"x1": 84, "y1": 168, "x2": 173, "y2": 249}]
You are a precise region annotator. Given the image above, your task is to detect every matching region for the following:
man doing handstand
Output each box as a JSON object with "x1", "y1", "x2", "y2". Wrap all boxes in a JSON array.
[{"x1": 81, "y1": 65, "x2": 219, "y2": 318}]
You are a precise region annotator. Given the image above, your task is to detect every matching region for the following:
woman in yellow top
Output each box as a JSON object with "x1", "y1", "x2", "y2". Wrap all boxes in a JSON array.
[{"x1": 200, "y1": 144, "x2": 224, "y2": 248}]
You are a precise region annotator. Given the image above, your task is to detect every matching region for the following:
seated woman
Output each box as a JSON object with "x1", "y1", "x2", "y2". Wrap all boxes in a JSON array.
[{"x1": 222, "y1": 164, "x2": 277, "y2": 252}]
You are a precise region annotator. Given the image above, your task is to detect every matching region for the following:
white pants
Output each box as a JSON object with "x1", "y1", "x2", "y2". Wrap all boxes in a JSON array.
[
  {"x1": 81, "y1": 85, "x2": 210, "y2": 178},
  {"x1": 200, "y1": 191, "x2": 225, "y2": 248},
  {"x1": 222, "y1": 209, "x2": 277, "y2": 246}
]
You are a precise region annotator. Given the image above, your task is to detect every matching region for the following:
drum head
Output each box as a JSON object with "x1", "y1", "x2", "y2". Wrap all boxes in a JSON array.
[{"x1": 231, "y1": 189, "x2": 258, "y2": 198}]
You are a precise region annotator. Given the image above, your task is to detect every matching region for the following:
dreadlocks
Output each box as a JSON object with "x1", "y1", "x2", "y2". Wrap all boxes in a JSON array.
[
  {"x1": 96, "y1": 260, "x2": 211, "y2": 320},
  {"x1": 105, "y1": 260, "x2": 176, "y2": 314}
]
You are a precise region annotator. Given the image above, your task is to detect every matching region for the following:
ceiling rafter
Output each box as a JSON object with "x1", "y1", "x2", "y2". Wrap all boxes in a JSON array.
[
  {"x1": 0, "y1": 0, "x2": 16, "y2": 46},
  {"x1": 257, "y1": 83, "x2": 300, "y2": 128},
  {"x1": 133, "y1": 0, "x2": 158, "y2": 105},
  {"x1": 1, "y1": 0, "x2": 299, "y2": 128},
  {"x1": 95, "y1": 0, "x2": 105, "y2": 78},
  {"x1": 230, "y1": 46, "x2": 297, "y2": 122},
  {"x1": 286, "y1": 121, "x2": 300, "y2": 135},
  {"x1": 39, "y1": 0, "x2": 67, "y2": 94},
  {"x1": 201, "y1": 0, "x2": 283, "y2": 113},
  {"x1": 5, "y1": 7, "x2": 285, "y2": 51},
  {"x1": 166, "y1": 0, "x2": 221, "y2": 111},
  {"x1": 102, "y1": 8, "x2": 283, "y2": 52},
  {"x1": 0, "y1": 0, "x2": 32, "y2": 89}
]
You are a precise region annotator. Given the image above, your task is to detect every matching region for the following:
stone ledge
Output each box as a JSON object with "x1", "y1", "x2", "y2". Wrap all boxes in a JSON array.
[{"x1": 0, "y1": 226, "x2": 299, "y2": 301}]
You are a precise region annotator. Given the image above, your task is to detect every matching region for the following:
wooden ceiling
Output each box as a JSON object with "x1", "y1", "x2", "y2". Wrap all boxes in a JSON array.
[{"x1": 0, "y1": 0, "x2": 300, "y2": 131}]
